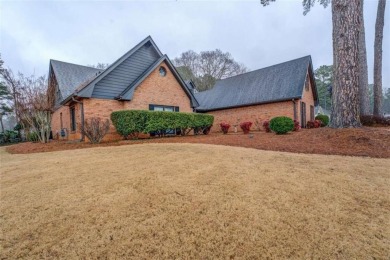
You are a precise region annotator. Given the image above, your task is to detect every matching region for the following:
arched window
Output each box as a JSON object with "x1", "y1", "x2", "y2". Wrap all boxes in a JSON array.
[{"x1": 159, "y1": 67, "x2": 167, "y2": 77}]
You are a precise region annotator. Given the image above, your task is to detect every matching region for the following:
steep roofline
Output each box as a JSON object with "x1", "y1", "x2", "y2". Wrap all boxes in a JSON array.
[
  {"x1": 50, "y1": 59, "x2": 103, "y2": 71},
  {"x1": 117, "y1": 55, "x2": 199, "y2": 108},
  {"x1": 75, "y1": 36, "x2": 163, "y2": 98}
]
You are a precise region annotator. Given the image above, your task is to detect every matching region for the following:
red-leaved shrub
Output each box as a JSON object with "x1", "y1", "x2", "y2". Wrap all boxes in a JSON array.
[
  {"x1": 220, "y1": 123, "x2": 230, "y2": 134},
  {"x1": 263, "y1": 120, "x2": 271, "y2": 132},
  {"x1": 293, "y1": 120, "x2": 300, "y2": 131},
  {"x1": 240, "y1": 121, "x2": 252, "y2": 134},
  {"x1": 307, "y1": 120, "x2": 321, "y2": 129}
]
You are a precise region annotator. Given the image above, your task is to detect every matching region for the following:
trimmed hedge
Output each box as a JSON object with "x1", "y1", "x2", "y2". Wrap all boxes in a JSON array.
[
  {"x1": 111, "y1": 110, "x2": 214, "y2": 139},
  {"x1": 269, "y1": 116, "x2": 294, "y2": 134},
  {"x1": 315, "y1": 114, "x2": 329, "y2": 127}
]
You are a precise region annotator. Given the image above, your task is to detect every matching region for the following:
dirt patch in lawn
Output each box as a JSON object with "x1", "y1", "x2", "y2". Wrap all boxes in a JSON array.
[
  {"x1": 6, "y1": 127, "x2": 390, "y2": 158},
  {"x1": 1, "y1": 144, "x2": 389, "y2": 259}
]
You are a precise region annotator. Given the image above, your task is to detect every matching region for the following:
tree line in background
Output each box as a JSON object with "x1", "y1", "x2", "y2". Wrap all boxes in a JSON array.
[
  {"x1": 173, "y1": 49, "x2": 248, "y2": 91},
  {"x1": 314, "y1": 64, "x2": 390, "y2": 114}
]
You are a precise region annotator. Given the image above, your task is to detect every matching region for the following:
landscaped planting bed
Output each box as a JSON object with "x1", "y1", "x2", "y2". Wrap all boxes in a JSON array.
[{"x1": 6, "y1": 127, "x2": 390, "y2": 158}]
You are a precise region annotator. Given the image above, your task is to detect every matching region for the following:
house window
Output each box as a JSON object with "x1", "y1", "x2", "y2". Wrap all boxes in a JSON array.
[
  {"x1": 159, "y1": 67, "x2": 167, "y2": 77},
  {"x1": 301, "y1": 102, "x2": 306, "y2": 128},
  {"x1": 149, "y1": 104, "x2": 179, "y2": 135},
  {"x1": 149, "y1": 104, "x2": 179, "y2": 112},
  {"x1": 60, "y1": 112, "x2": 63, "y2": 129},
  {"x1": 310, "y1": 105, "x2": 315, "y2": 121},
  {"x1": 70, "y1": 107, "x2": 76, "y2": 132}
]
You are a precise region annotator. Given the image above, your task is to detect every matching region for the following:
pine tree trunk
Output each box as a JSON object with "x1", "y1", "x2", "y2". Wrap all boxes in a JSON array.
[
  {"x1": 330, "y1": 0, "x2": 362, "y2": 128},
  {"x1": 358, "y1": 0, "x2": 371, "y2": 116},
  {"x1": 373, "y1": 0, "x2": 386, "y2": 116}
]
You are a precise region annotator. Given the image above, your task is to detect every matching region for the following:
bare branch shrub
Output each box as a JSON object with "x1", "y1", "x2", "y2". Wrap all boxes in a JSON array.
[{"x1": 80, "y1": 117, "x2": 110, "y2": 144}]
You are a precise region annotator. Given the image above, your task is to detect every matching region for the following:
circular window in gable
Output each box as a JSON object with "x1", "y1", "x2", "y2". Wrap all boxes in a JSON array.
[{"x1": 159, "y1": 67, "x2": 167, "y2": 77}]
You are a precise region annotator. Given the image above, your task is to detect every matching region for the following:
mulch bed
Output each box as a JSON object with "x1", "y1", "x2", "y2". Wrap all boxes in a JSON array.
[{"x1": 6, "y1": 127, "x2": 390, "y2": 158}]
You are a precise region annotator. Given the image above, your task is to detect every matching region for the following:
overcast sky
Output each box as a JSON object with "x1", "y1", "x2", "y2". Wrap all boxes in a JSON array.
[{"x1": 0, "y1": 0, "x2": 389, "y2": 88}]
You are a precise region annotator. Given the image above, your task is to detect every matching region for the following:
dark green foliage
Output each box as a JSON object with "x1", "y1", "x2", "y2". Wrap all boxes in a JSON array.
[
  {"x1": 111, "y1": 110, "x2": 214, "y2": 139},
  {"x1": 269, "y1": 117, "x2": 294, "y2": 134},
  {"x1": 314, "y1": 65, "x2": 333, "y2": 111},
  {"x1": 111, "y1": 110, "x2": 148, "y2": 139},
  {"x1": 315, "y1": 114, "x2": 329, "y2": 127},
  {"x1": 27, "y1": 131, "x2": 39, "y2": 142}
]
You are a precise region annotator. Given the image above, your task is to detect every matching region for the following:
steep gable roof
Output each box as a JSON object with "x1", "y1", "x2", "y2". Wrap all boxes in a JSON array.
[
  {"x1": 75, "y1": 36, "x2": 162, "y2": 99},
  {"x1": 117, "y1": 55, "x2": 199, "y2": 107},
  {"x1": 49, "y1": 60, "x2": 102, "y2": 102},
  {"x1": 195, "y1": 56, "x2": 317, "y2": 111}
]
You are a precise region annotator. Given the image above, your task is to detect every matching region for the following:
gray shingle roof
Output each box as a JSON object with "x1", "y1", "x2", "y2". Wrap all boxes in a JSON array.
[
  {"x1": 50, "y1": 60, "x2": 103, "y2": 101},
  {"x1": 195, "y1": 56, "x2": 315, "y2": 111}
]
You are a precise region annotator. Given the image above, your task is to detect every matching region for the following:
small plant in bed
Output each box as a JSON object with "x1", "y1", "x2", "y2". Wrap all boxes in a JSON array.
[
  {"x1": 220, "y1": 123, "x2": 230, "y2": 134},
  {"x1": 263, "y1": 120, "x2": 271, "y2": 132},
  {"x1": 240, "y1": 121, "x2": 252, "y2": 134},
  {"x1": 315, "y1": 114, "x2": 329, "y2": 127},
  {"x1": 269, "y1": 117, "x2": 294, "y2": 134}
]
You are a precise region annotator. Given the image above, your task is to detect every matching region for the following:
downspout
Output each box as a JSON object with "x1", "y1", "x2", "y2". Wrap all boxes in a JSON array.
[
  {"x1": 72, "y1": 97, "x2": 85, "y2": 142},
  {"x1": 292, "y1": 99, "x2": 297, "y2": 121}
]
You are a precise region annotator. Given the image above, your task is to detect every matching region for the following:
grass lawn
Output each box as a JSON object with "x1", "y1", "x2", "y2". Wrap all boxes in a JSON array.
[{"x1": 1, "y1": 143, "x2": 389, "y2": 258}]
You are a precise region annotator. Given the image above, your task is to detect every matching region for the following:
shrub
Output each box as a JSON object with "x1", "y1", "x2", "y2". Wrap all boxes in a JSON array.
[
  {"x1": 360, "y1": 115, "x2": 390, "y2": 126},
  {"x1": 27, "y1": 131, "x2": 39, "y2": 142},
  {"x1": 315, "y1": 114, "x2": 329, "y2": 127},
  {"x1": 307, "y1": 120, "x2": 321, "y2": 129},
  {"x1": 240, "y1": 121, "x2": 252, "y2": 134},
  {"x1": 111, "y1": 110, "x2": 214, "y2": 138},
  {"x1": 111, "y1": 110, "x2": 148, "y2": 139},
  {"x1": 80, "y1": 117, "x2": 110, "y2": 144},
  {"x1": 263, "y1": 120, "x2": 271, "y2": 132},
  {"x1": 293, "y1": 120, "x2": 300, "y2": 131},
  {"x1": 269, "y1": 116, "x2": 294, "y2": 134},
  {"x1": 220, "y1": 123, "x2": 230, "y2": 134}
]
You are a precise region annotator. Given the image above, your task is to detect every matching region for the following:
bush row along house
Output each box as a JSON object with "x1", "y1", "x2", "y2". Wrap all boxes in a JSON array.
[{"x1": 49, "y1": 36, "x2": 318, "y2": 141}]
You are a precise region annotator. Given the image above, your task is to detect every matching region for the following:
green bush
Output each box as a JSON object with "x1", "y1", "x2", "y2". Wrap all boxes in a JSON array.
[
  {"x1": 269, "y1": 116, "x2": 294, "y2": 134},
  {"x1": 27, "y1": 131, "x2": 39, "y2": 142},
  {"x1": 111, "y1": 110, "x2": 148, "y2": 139},
  {"x1": 315, "y1": 114, "x2": 329, "y2": 127},
  {"x1": 111, "y1": 110, "x2": 214, "y2": 139}
]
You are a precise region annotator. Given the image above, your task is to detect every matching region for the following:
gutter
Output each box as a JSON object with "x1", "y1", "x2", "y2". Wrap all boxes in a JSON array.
[{"x1": 72, "y1": 97, "x2": 85, "y2": 142}]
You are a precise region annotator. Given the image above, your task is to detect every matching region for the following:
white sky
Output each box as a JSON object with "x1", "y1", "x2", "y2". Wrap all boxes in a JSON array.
[{"x1": 0, "y1": 0, "x2": 389, "y2": 88}]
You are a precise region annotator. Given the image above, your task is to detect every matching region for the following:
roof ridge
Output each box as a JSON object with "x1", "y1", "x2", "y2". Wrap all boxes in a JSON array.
[
  {"x1": 218, "y1": 55, "x2": 311, "y2": 82},
  {"x1": 50, "y1": 59, "x2": 103, "y2": 71}
]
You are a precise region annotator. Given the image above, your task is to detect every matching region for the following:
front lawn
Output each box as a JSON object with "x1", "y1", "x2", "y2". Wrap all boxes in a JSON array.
[{"x1": 1, "y1": 144, "x2": 389, "y2": 258}]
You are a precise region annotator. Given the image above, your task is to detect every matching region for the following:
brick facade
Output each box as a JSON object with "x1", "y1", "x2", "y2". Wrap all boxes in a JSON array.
[
  {"x1": 207, "y1": 70, "x2": 316, "y2": 133},
  {"x1": 51, "y1": 61, "x2": 193, "y2": 141},
  {"x1": 52, "y1": 63, "x2": 316, "y2": 139}
]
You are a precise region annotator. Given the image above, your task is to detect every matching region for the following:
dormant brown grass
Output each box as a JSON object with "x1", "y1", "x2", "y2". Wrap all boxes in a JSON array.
[{"x1": 1, "y1": 144, "x2": 389, "y2": 258}]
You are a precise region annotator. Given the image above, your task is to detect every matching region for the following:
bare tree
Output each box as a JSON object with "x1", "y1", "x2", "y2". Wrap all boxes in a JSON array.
[
  {"x1": 373, "y1": 0, "x2": 386, "y2": 116},
  {"x1": 174, "y1": 49, "x2": 248, "y2": 91},
  {"x1": 17, "y1": 74, "x2": 53, "y2": 143},
  {"x1": 87, "y1": 63, "x2": 110, "y2": 69}
]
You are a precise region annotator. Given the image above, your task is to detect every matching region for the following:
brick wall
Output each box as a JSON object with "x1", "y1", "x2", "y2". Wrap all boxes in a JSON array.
[
  {"x1": 206, "y1": 101, "x2": 295, "y2": 133},
  {"x1": 51, "y1": 61, "x2": 193, "y2": 142}
]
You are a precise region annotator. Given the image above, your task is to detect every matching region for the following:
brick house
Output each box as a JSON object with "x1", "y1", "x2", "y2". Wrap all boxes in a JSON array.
[
  {"x1": 49, "y1": 36, "x2": 317, "y2": 141},
  {"x1": 49, "y1": 36, "x2": 198, "y2": 141},
  {"x1": 194, "y1": 56, "x2": 318, "y2": 132}
]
